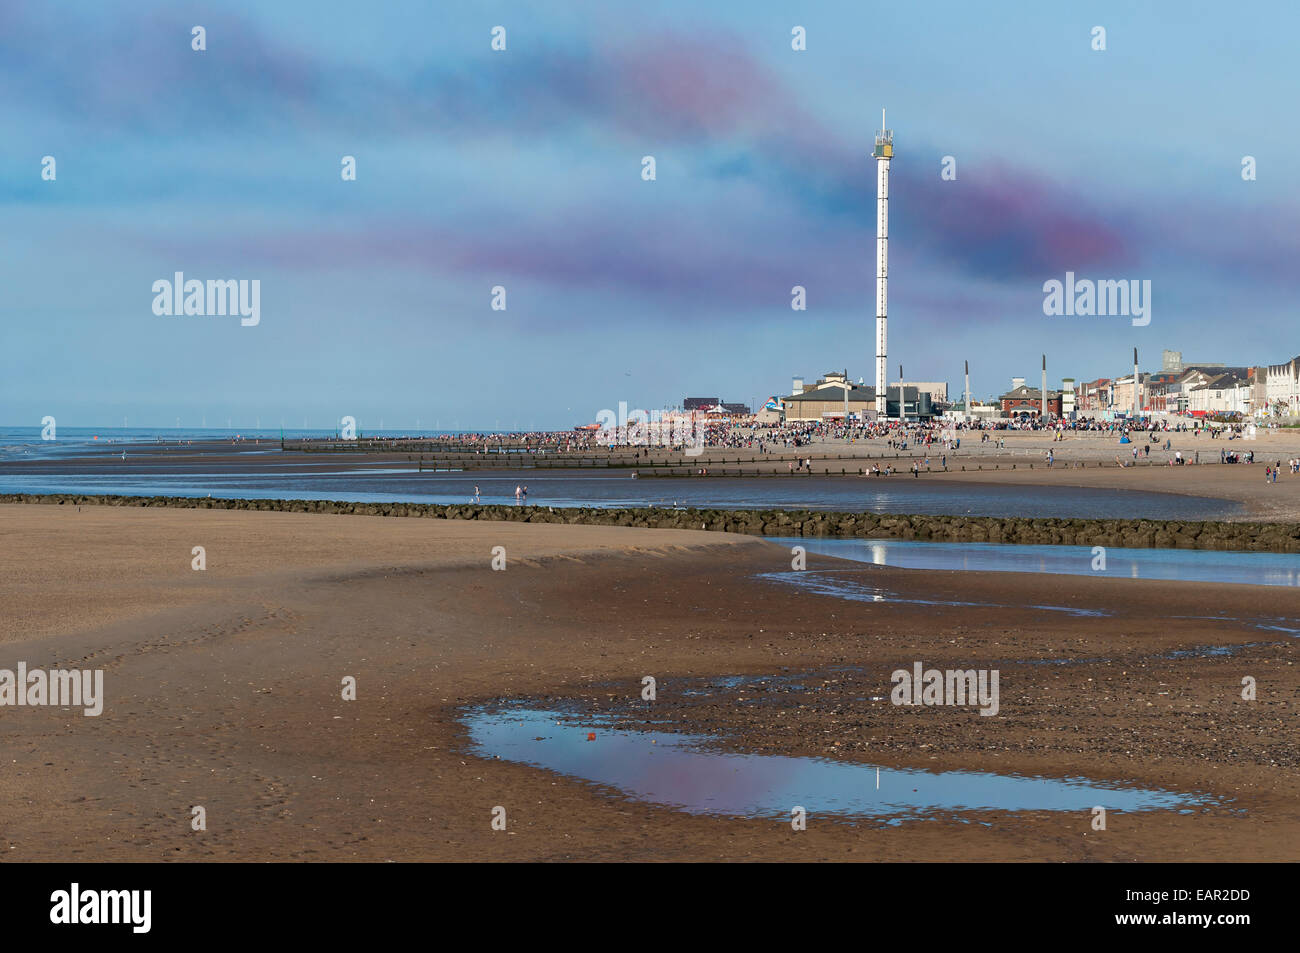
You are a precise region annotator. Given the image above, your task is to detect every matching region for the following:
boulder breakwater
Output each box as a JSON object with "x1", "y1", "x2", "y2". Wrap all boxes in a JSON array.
[{"x1": 6, "y1": 492, "x2": 1300, "y2": 553}]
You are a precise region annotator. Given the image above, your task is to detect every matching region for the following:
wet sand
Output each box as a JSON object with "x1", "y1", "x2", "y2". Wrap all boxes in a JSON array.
[
  {"x1": 6, "y1": 429, "x2": 1299, "y2": 520},
  {"x1": 0, "y1": 503, "x2": 1295, "y2": 861}
]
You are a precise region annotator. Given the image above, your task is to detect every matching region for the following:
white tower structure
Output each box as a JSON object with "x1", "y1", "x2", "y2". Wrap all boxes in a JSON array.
[
  {"x1": 964, "y1": 360, "x2": 971, "y2": 421},
  {"x1": 1133, "y1": 347, "x2": 1140, "y2": 416},
  {"x1": 873, "y1": 109, "x2": 893, "y2": 417},
  {"x1": 1041, "y1": 354, "x2": 1048, "y2": 419}
]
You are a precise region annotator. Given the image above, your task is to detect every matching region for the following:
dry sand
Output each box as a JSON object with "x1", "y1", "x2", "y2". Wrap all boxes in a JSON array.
[{"x1": 0, "y1": 503, "x2": 1295, "y2": 861}]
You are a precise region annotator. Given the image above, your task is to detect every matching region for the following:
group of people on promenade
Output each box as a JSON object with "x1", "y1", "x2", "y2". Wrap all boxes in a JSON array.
[{"x1": 317, "y1": 413, "x2": 1297, "y2": 484}]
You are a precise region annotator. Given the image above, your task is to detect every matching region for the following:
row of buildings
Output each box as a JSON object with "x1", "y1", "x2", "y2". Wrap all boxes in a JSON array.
[
  {"x1": 683, "y1": 350, "x2": 1300, "y2": 425},
  {"x1": 773, "y1": 369, "x2": 1080, "y2": 423},
  {"x1": 972, "y1": 357, "x2": 1300, "y2": 422},
  {"x1": 772, "y1": 351, "x2": 1300, "y2": 423},
  {"x1": 682, "y1": 396, "x2": 752, "y2": 416},
  {"x1": 1073, "y1": 351, "x2": 1300, "y2": 419}
]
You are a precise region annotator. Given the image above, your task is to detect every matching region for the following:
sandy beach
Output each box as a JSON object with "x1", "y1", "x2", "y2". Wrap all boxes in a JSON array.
[
  {"x1": 1, "y1": 502, "x2": 1295, "y2": 861},
  {"x1": 12, "y1": 427, "x2": 1296, "y2": 518}
]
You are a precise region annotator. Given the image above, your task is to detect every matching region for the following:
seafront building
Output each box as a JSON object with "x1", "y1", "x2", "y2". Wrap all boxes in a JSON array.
[
  {"x1": 782, "y1": 371, "x2": 876, "y2": 422},
  {"x1": 998, "y1": 382, "x2": 1062, "y2": 418},
  {"x1": 944, "y1": 399, "x2": 1000, "y2": 421},
  {"x1": 887, "y1": 386, "x2": 936, "y2": 419},
  {"x1": 731, "y1": 344, "x2": 1300, "y2": 427},
  {"x1": 683, "y1": 397, "x2": 751, "y2": 414},
  {"x1": 1264, "y1": 355, "x2": 1300, "y2": 418},
  {"x1": 778, "y1": 370, "x2": 940, "y2": 422},
  {"x1": 1185, "y1": 371, "x2": 1255, "y2": 416}
]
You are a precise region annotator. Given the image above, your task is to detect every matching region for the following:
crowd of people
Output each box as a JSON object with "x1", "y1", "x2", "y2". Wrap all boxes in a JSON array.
[{"x1": 297, "y1": 414, "x2": 1296, "y2": 478}]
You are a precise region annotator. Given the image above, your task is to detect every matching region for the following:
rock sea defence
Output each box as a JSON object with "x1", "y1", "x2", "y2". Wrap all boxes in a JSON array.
[{"x1": 5, "y1": 492, "x2": 1300, "y2": 554}]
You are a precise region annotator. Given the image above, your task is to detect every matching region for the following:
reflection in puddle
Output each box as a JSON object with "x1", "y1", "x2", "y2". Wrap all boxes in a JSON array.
[
  {"x1": 680, "y1": 673, "x2": 810, "y2": 697},
  {"x1": 463, "y1": 705, "x2": 1214, "y2": 822},
  {"x1": 768, "y1": 537, "x2": 1300, "y2": 587},
  {"x1": 758, "y1": 569, "x2": 1300, "y2": 646},
  {"x1": 756, "y1": 570, "x2": 1111, "y2": 617},
  {"x1": 1173, "y1": 615, "x2": 1300, "y2": 636},
  {"x1": 1164, "y1": 643, "x2": 1267, "y2": 659}
]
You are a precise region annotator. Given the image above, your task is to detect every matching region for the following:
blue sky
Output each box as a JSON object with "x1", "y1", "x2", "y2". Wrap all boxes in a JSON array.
[{"x1": 3, "y1": 0, "x2": 1297, "y2": 429}]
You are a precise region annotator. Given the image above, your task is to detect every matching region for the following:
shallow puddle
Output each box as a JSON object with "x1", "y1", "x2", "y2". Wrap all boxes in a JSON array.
[
  {"x1": 463, "y1": 705, "x2": 1214, "y2": 822},
  {"x1": 769, "y1": 537, "x2": 1300, "y2": 587},
  {"x1": 757, "y1": 570, "x2": 1111, "y2": 617}
]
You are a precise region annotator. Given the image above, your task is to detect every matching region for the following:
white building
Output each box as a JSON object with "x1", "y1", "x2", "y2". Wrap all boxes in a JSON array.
[
  {"x1": 1171, "y1": 367, "x2": 1241, "y2": 415},
  {"x1": 1110, "y1": 373, "x2": 1151, "y2": 414},
  {"x1": 1187, "y1": 373, "x2": 1253, "y2": 415},
  {"x1": 1264, "y1": 356, "x2": 1300, "y2": 419},
  {"x1": 1232, "y1": 378, "x2": 1255, "y2": 415},
  {"x1": 942, "y1": 400, "x2": 999, "y2": 421},
  {"x1": 1061, "y1": 378, "x2": 1076, "y2": 417}
]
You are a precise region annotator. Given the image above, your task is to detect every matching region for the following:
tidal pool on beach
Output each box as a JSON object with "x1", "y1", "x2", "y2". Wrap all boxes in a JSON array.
[
  {"x1": 755, "y1": 569, "x2": 1113, "y2": 616},
  {"x1": 767, "y1": 537, "x2": 1300, "y2": 587},
  {"x1": 0, "y1": 462, "x2": 1243, "y2": 519},
  {"x1": 463, "y1": 705, "x2": 1215, "y2": 822}
]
